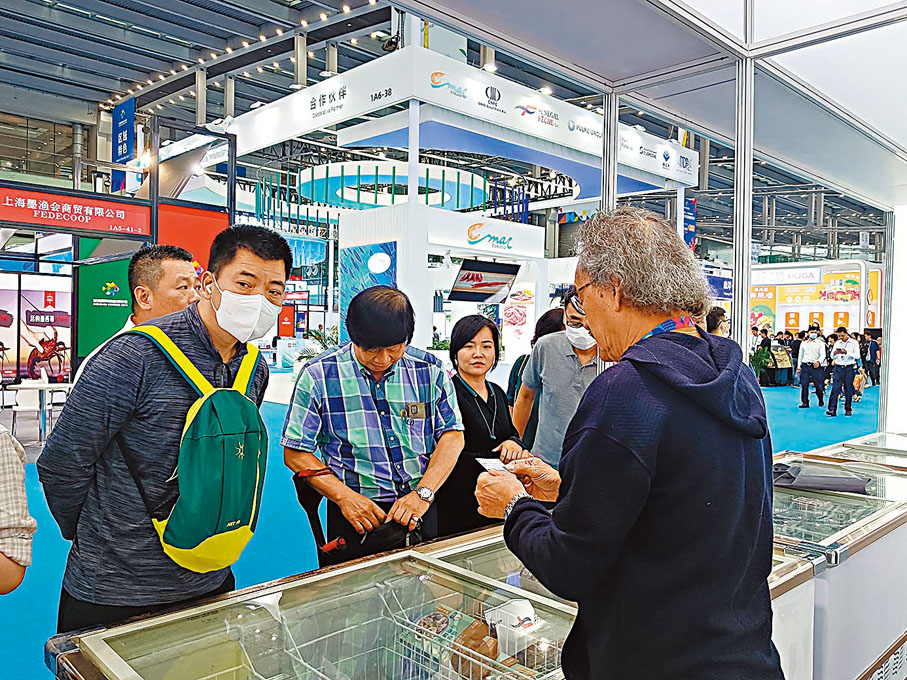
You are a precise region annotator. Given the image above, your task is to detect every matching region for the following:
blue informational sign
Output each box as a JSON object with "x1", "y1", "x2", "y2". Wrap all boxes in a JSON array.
[
  {"x1": 706, "y1": 275, "x2": 733, "y2": 301},
  {"x1": 111, "y1": 99, "x2": 135, "y2": 192},
  {"x1": 683, "y1": 197, "x2": 697, "y2": 250}
]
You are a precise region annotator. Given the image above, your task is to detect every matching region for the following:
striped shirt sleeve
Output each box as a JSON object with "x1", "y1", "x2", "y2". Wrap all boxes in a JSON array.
[{"x1": 0, "y1": 429, "x2": 36, "y2": 567}]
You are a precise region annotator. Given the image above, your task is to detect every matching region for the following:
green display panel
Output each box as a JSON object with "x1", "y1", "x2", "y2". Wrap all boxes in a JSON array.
[{"x1": 76, "y1": 258, "x2": 131, "y2": 357}]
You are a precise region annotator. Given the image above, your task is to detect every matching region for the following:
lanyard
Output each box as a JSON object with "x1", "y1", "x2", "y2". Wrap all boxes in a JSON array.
[{"x1": 640, "y1": 315, "x2": 698, "y2": 341}]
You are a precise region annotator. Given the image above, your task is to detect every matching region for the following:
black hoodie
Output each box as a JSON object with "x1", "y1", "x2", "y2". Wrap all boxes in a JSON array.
[{"x1": 505, "y1": 329, "x2": 783, "y2": 679}]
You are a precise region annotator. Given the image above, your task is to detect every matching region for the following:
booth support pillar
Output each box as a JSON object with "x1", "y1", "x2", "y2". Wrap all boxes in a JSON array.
[
  {"x1": 72, "y1": 122, "x2": 83, "y2": 191},
  {"x1": 675, "y1": 187, "x2": 685, "y2": 240},
  {"x1": 408, "y1": 99, "x2": 420, "y2": 206},
  {"x1": 327, "y1": 237, "x2": 335, "y2": 315},
  {"x1": 731, "y1": 57, "x2": 755, "y2": 352},
  {"x1": 294, "y1": 33, "x2": 307, "y2": 89},
  {"x1": 195, "y1": 68, "x2": 207, "y2": 127},
  {"x1": 600, "y1": 91, "x2": 619, "y2": 211},
  {"x1": 698, "y1": 138, "x2": 710, "y2": 190},
  {"x1": 880, "y1": 209, "x2": 898, "y2": 430},
  {"x1": 224, "y1": 76, "x2": 235, "y2": 118}
]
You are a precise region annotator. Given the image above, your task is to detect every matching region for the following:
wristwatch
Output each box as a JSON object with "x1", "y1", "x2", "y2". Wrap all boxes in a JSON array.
[
  {"x1": 416, "y1": 485, "x2": 435, "y2": 504},
  {"x1": 504, "y1": 491, "x2": 532, "y2": 521}
]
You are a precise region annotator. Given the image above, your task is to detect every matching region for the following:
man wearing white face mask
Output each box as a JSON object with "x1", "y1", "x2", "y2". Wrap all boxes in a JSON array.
[
  {"x1": 512, "y1": 287, "x2": 598, "y2": 468},
  {"x1": 39, "y1": 225, "x2": 291, "y2": 633}
]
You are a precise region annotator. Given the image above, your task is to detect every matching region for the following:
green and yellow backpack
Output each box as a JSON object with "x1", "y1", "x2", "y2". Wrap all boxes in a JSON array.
[{"x1": 119, "y1": 325, "x2": 267, "y2": 573}]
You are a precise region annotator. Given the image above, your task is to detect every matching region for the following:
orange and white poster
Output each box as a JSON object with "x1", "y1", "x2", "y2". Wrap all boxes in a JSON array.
[
  {"x1": 867, "y1": 268, "x2": 882, "y2": 328},
  {"x1": 833, "y1": 312, "x2": 850, "y2": 329},
  {"x1": 809, "y1": 312, "x2": 824, "y2": 328},
  {"x1": 785, "y1": 312, "x2": 800, "y2": 331}
]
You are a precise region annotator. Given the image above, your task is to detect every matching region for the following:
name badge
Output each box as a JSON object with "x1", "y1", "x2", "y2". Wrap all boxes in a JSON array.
[{"x1": 403, "y1": 402, "x2": 427, "y2": 419}]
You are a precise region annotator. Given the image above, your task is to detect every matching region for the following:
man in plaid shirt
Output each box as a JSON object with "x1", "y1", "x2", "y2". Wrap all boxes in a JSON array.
[
  {"x1": 0, "y1": 423, "x2": 36, "y2": 593},
  {"x1": 283, "y1": 286, "x2": 464, "y2": 564}
]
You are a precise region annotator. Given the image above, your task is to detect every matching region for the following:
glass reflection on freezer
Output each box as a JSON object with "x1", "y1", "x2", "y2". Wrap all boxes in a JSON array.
[
  {"x1": 772, "y1": 488, "x2": 891, "y2": 544},
  {"x1": 79, "y1": 555, "x2": 574, "y2": 680},
  {"x1": 846, "y1": 432, "x2": 907, "y2": 453},
  {"x1": 776, "y1": 455, "x2": 907, "y2": 502},
  {"x1": 808, "y1": 445, "x2": 907, "y2": 473}
]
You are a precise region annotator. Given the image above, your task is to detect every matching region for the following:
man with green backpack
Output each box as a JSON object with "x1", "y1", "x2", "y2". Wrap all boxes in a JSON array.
[{"x1": 39, "y1": 225, "x2": 292, "y2": 633}]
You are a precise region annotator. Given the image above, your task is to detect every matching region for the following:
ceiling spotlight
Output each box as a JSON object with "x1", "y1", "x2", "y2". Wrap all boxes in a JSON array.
[
  {"x1": 369, "y1": 0, "x2": 377, "y2": 4},
  {"x1": 259, "y1": 34, "x2": 266, "y2": 41},
  {"x1": 308, "y1": 51, "x2": 314, "y2": 57},
  {"x1": 225, "y1": 46, "x2": 233, "y2": 54},
  {"x1": 595, "y1": 107, "x2": 603, "y2": 114},
  {"x1": 276, "y1": 28, "x2": 283, "y2": 36},
  {"x1": 107, "y1": 98, "x2": 113, "y2": 104},
  {"x1": 342, "y1": 4, "x2": 351, "y2": 12},
  {"x1": 370, "y1": 31, "x2": 380, "y2": 38},
  {"x1": 169, "y1": 98, "x2": 175, "y2": 103},
  {"x1": 586, "y1": 103, "x2": 593, "y2": 109},
  {"x1": 350, "y1": 38, "x2": 358, "y2": 44},
  {"x1": 548, "y1": 170, "x2": 557, "y2": 180},
  {"x1": 539, "y1": 86, "x2": 553, "y2": 96},
  {"x1": 272, "y1": 61, "x2": 279, "y2": 68},
  {"x1": 182, "y1": 64, "x2": 189, "y2": 70},
  {"x1": 242, "y1": 40, "x2": 250, "y2": 48},
  {"x1": 197, "y1": 57, "x2": 204, "y2": 63},
  {"x1": 256, "y1": 66, "x2": 264, "y2": 73},
  {"x1": 127, "y1": 89, "x2": 133, "y2": 95},
  {"x1": 637, "y1": 110, "x2": 644, "y2": 116},
  {"x1": 158, "y1": 74, "x2": 165, "y2": 80},
  {"x1": 290, "y1": 56, "x2": 296, "y2": 62},
  {"x1": 289, "y1": 83, "x2": 303, "y2": 90},
  {"x1": 115, "y1": 94, "x2": 122, "y2": 99},
  {"x1": 156, "y1": 104, "x2": 163, "y2": 110},
  {"x1": 210, "y1": 52, "x2": 217, "y2": 59},
  {"x1": 243, "y1": 71, "x2": 251, "y2": 77},
  {"x1": 169, "y1": 69, "x2": 177, "y2": 75},
  {"x1": 250, "y1": 101, "x2": 264, "y2": 109},
  {"x1": 482, "y1": 62, "x2": 497, "y2": 73},
  {"x1": 146, "y1": 79, "x2": 153, "y2": 84},
  {"x1": 136, "y1": 84, "x2": 143, "y2": 90},
  {"x1": 320, "y1": 12, "x2": 328, "y2": 21},
  {"x1": 190, "y1": 90, "x2": 196, "y2": 96},
  {"x1": 634, "y1": 124, "x2": 645, "y2": 131},
  {"x1": 301, "y1": 19, "x2": 308, "y2": 27},
  {"x1": 378, "y1": 152, "x2": 386, "y2": 159},
  {"x1": 214, "y1": 81, "x2": 221, "y2": 87},
  {"x1": 178, "y1": 94, "x2": 185, "y2": 100}
]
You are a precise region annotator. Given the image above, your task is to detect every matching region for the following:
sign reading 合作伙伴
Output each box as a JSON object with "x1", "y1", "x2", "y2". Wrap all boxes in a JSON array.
[{"x1": 0, "y1": 186, "x2": 150, "y2": 236}]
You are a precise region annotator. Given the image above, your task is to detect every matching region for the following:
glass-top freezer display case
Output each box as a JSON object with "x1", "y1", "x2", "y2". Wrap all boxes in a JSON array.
[
  {"x1": 800, "y1": 437, "x2": 907, "y2": 474},
  {"x1": 775, "y1": 454, "x2": 907, "y2": 502},
  {"x1": 47, "y1": 553, "x2": 576, "y2": 680}
]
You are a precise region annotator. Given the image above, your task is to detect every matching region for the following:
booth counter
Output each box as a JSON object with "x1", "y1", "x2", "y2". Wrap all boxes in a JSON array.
[{"x1": 45, "y1": 438, "x2": 907, "y2": 680}]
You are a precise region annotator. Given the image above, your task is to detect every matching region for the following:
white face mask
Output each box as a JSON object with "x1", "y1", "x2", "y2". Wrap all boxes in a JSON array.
[
  {"x1": 209, "y1": 278, "x2": 281, "y2": 343},
  {"x1": 565, "y1": 325, "x2": 597, "y2": 350},
  {"x1": 809, "y1": 333, "x2": 818, "y2": 339}
]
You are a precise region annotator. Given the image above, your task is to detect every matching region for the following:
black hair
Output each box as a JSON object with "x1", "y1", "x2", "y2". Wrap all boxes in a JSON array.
[
  {"x1": 563, "y1": 285, "x2": 580, "y2": 312},
  {"x1": 784, "y1": 331, "x2": 793, "y2": 338},
  {"x1": 128, "y1": 245, "x2": 193, "y2": 312},
  {"x1": 209, "y1": 225, "x2": 293, "y2": 279},
  {"x1": 533, "y1": 308, "x2": 566, "y2": 346},
  {"x1": 797, "y1": 331, "x2": 806, "y2": 339},
  {"x1": 346, "y1": 286, "x2": 415, "y2": 349},
  {"x1": 449, "y1": 315, "x2": 500, "y2": 370},
  {"x1": 705, "y1": 306, "x2": 726, "y2": 332},
  {"x1": 760, "y1": 329, "x2": 768, "y2": 336},
  {"x1": 836, "y1": 326, "x2": 848, "y2": 334},
  {"x1": 751, "y1": 326, "x2": 758, "y2": 332}
]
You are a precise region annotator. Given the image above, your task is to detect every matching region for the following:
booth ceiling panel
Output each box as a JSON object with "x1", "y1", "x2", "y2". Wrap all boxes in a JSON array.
[
  {"x1": 753, "y1": 0, "x2": 901, "y2": 42},
  {"x1": 771, "y1": 20, "x2": 907, "y2": 149},
  {"x1": 398, "y1": 0, "x2": 722, "y2": 83},
  {"x1": 674, "y1": 0, "x2": 745, "y2": 40}
]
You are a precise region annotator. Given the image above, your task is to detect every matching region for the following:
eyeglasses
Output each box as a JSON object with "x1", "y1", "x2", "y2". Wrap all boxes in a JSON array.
[{"x1": 569, "y1": 282, "x2": 593, "y2": 316}]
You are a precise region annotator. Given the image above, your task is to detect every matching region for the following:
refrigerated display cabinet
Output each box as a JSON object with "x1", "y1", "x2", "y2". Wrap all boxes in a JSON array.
[
  {"x1": 772, "y1": 486, "x2": 907, "y2": 680},
  {"x1": 45, "y1": 552, "x2": 576, "y2": 680},
  {"x1": 420, "y1": 528, "x2": 821, "y2": 680},
  {"x1": 775, "y1": 454, "x2": 907, "y2": 502},
  {"x1": 799, "y1": 437, "x2": 907, "y2": 474}
]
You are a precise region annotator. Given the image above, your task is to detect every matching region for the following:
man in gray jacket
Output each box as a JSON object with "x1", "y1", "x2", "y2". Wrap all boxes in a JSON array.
[{"x1": 39, "y1": 226, "x2": 290, "y2": 632}]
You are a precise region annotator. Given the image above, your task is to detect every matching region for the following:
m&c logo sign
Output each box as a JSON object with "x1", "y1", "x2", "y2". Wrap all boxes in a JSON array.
[
  {"x1": 430, "y1": 72, "x2": 467, "y2": 98},
  {"x1": 467, "y1": 222, "x2": 513, "y2": 250}
]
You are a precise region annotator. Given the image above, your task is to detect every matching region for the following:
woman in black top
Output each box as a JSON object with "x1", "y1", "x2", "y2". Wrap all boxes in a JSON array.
[{"x1": 436, "y1": 315, "x2": 527, "y2": 537}]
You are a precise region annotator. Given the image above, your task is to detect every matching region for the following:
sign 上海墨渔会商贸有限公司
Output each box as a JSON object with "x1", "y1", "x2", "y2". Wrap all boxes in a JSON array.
[{"x1": 0, "y1": 186, "x2": 150, "y2": 236}]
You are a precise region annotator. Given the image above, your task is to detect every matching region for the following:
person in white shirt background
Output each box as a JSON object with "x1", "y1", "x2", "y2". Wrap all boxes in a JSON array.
[
  {"x1": 797, "y1": 323, "x2": 827, "y2": 409},
  {"x1": 827, "y1": 325, "x2": 861, "y2": 417},
  {"x1": 73, "y1": 246, "x2": 200, "y2": 383}
]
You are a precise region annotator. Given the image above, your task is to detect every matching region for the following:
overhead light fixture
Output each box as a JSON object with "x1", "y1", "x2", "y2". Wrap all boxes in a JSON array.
[
  {"x1": 156, "y1": 104, "x2": 163, "y2": 110},
  {"x1": 259, "y1": 34, "x2": 266, "y2": 41},
  {"x1": 482, "y1": 62, "x2": 496, "y2": 73},
  {"x1": 350, "y1": 38, "x2": 358, "y2": 44},
  {"x1": 320, "y1": 12, "x2": 328, "y2": 21},
  {"x1": 369, "y1": 0, "x2": 377, "y2": 4},
  {"x1": 107, "y1": 98, "x2": 113, "y2": 104},
  {"x1": 225, "y1": 46, "x2": 232, "y2": 53},
  {"x1": 136, "y1": 84, "x2": 143, "y2": 90},
  {"x1": 256, "y1": 66, "x2": 264, "y2": 73},
  {"x1": 190, "y1": 90, "x2": 196, "y2": 96},
  {"x1": 242, "y1": 40, "x2": 250, "y2": 48},
  {"x1": 290, "y1": 56, "x2": 296, "y2": 63},
  {"x1": 637, "y1": 110, "x2": 644, "y2": 116},
  {"x1": 378, "y1": 152, "x2": 386, "y2": 159},
  {"x1": 210, "y1": 52, "x2": 217, "y2": 59},
  {"x1": 585, "y1": 103, "x2": 593, "y2": 109},
  {"x1": 146, "y1": 79, "x2": 153, "y2": 84},
  {"x1": 169, "y1": 69, "x2": 177, "y2": 75},
  {"x1": 128, "y1": 89, "x2": 134, "y2": 94},
  {"x1": 539, "y1": 86, "x2": 553, "y2": 96},
  {"x1": 308, "y1": 51, "x2": 315, "y2": 58},
  {"x1": 115, "y1": 94, "x2": 122, "y2": 99},
  {"x1": 182, "y1": 64, "x2": 188, "y2": 70},
  {"x1": 197, "y1": 57, "x2": 204, "y2": 63},
  {"x1": 342, "y1": 4, "x2": 351, "y2": 12},
  {"x1": 595, "y1": 107, "x2": 603, "y2": 114},
  {"x1": 276, "y1": 28, "x2": 283, "y2": 36},
  {"x1": 301, "y1": 19, "x2": 308, "y2": 27},
  {"x1": 214, "y1": 81, "x2": 221, "y2": 87},
  {"x1": 161, "y1": 139, "x2": 173, "y2": 146},
  {"x1": 250, "y1": 101, "x2": 264, "y2": 109},
  {"x1": 319, "y1": 69, "x2": 336, "y2": 77},
  {"x1": 169, "y1": 98, "x2": 175, "y2": 103},
  {"x1": 158, "y1": 74, "x2": 165, "y2": 80},
  {"x1": 178, "y1": 94, "x2": 185, "y2": 100},
  {"x1": 548, "y1": 170, "x2": 557, "y2": 180},
  {"x1": 243, "y1": 71, "x2": 251, "y2": 77},
  {"x1": 370, "y1": 31, "x2": 380, "y2": 38},
  {"x1": 289, "y1": 83, "x2": 303, "y2": 90}
]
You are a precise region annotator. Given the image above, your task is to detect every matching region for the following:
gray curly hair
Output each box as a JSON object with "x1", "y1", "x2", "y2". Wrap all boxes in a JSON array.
[{"x1": 576, "y1": 206, "x2": 711, "y2": 318}]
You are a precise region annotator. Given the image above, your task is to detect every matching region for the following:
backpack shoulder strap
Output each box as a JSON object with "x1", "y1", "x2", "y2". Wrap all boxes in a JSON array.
[
  {"x1": 128, "y1": 325, "x2": 214, "y2": 397},
  {"x1": 232, "y1": 343, "x2": 261, "y2": 397}
]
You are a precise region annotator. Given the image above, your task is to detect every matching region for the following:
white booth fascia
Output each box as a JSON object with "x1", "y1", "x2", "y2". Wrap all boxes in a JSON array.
[{"x1": 339, "y1": 203, "x2": 546, "y2": 350}]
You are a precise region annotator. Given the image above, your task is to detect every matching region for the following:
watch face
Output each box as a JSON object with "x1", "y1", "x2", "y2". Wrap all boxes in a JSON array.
[{"x1": 418, "y1": 487, "x2": 432, "y2": 500}]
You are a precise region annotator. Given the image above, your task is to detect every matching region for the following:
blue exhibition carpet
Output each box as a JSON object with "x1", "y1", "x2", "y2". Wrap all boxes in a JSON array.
[{"x1": 3, "y1": 391, "x2": 880, "y2": 679}]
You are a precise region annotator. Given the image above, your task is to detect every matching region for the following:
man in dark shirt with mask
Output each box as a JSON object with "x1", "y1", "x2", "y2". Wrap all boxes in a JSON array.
[
  {"x1": 512, "y1": 287, "x2": 598, "y2": 468},
  {"x1": 39, "y1": 225, "x2": 291, "y2": 632}
]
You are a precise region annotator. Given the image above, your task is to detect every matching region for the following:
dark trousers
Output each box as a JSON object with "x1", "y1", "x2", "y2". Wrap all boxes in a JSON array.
[
  {"x1": 828, "y1": 365, "x2": 856, "y2": 414},
  {"x1": 321, "y1": 499, "x2": 438, "y2": 567},
  {"x1": 867, "y1": 362, "x2": 880, "y2": 385},
  {"x1": 58, "y1": 572, "x2": 235, "y2": 634},
  {"x1": 800, "y1": 364, "x2": 824, "y2": 406}
]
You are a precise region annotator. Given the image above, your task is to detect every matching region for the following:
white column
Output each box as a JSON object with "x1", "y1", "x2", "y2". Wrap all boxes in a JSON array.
[
  {"x1": 676, "y1": 187, "x2": 685, "y2": 240},
  {"x1": 408, "y1": 99, "x2": 420, "y2": 206},
  {"x1": 881, "y1": 208, "x2": 903, "y2": 430},
  {"x1": 731, "y1": 57, "x2": 755, "y2": 351},
  {"x1": 195, "y1": 68, "x2": 207, "y2": 126},
  {"x1": 600, "y1": 91, "x2": 618, "y2": 211}
]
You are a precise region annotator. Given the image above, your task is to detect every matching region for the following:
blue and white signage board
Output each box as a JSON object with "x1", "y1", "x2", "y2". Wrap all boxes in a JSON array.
[{"x1": 112, "y1": 99, "x2": 135, "y2": 192}]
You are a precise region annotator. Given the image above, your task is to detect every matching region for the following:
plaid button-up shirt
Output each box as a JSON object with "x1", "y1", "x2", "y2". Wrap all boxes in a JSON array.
[
  {"x1": 282, "y1": 343, "x2": 463, "y2": 502},
  {"x1": 0, "y1": 424, "x2": 36, "y2": 567}
]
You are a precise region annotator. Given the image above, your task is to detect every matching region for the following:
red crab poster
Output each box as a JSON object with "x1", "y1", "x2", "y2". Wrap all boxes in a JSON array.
[
  {"x1": 18, "y1": 275, "x2": 71, "y2": 381},
  {"x1": 0, "y1": 274, "x2": 18, "y2": 384}
]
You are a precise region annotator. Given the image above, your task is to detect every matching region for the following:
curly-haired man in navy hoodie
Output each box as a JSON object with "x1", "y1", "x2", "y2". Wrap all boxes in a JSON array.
[{"x1": 476, "y1": 206, "x2": 783, "y2": 680}]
